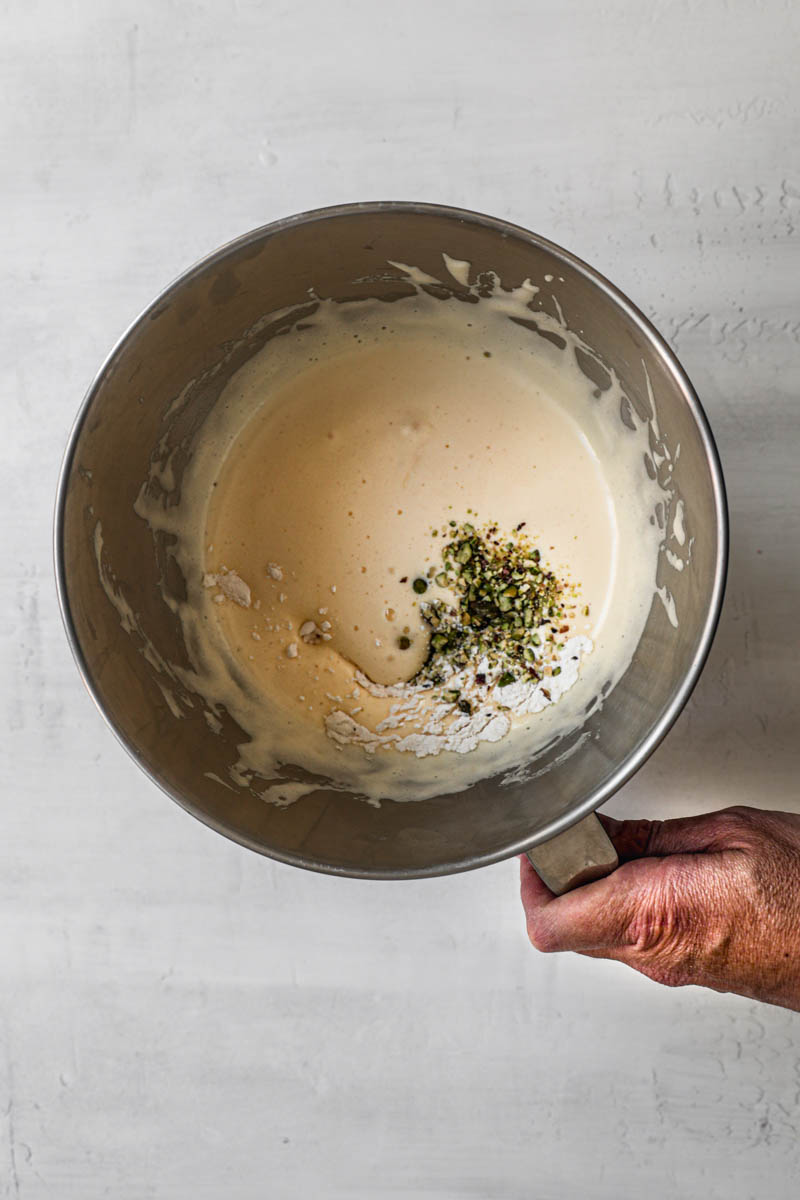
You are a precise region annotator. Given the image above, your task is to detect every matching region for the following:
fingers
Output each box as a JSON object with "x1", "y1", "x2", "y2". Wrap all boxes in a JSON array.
[
  {"x1": 598, "y1": 806, "x2": 767, "y2": 861},
  {"x1": 520, "y1": 809, "x2": 800, "y2": 999},
  {"x1": 520, "y1": 853, "x2": 649, "y2": 954}
]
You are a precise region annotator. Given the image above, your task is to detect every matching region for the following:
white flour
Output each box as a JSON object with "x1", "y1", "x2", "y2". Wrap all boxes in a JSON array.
[{"x1": 325, "y1": 635, "x2": 592, "y2": 758}]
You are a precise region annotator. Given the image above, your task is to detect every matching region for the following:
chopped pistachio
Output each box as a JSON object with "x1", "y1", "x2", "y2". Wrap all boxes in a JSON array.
[{"x1": 410, "y1": 513, "x2": 574, "y2": 694}]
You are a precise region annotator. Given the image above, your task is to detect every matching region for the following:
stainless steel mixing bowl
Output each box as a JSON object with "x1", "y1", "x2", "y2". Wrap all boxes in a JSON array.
[{"x1": 55, "y1": 202, "x2": 727, "y2": 886}]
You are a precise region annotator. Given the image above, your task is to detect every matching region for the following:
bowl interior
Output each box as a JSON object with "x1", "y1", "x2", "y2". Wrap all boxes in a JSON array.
[{"x1": 57, "y1": 204, "x2": 726, "y2": 877}]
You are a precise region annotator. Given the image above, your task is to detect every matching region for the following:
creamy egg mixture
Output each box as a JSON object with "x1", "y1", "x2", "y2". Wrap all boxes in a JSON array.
[{"x1": 132, "y1": 264, "x2": 666, "y2": 804}]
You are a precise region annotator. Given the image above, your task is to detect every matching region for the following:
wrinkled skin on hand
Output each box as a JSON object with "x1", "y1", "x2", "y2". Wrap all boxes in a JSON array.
[{"x1": 519, "y1": 807, "x2": 800, "y2": 1011}]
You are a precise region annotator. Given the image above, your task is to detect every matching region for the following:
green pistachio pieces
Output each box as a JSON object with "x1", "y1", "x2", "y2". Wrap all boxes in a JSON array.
[{"x1": 410, "y1": 514, "x2": 576, "y2": 704}]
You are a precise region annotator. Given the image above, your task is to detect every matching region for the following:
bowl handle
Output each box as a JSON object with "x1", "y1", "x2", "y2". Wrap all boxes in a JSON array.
[{"x1": 526, "y1": 812, "x2": 618, "y2": 895}]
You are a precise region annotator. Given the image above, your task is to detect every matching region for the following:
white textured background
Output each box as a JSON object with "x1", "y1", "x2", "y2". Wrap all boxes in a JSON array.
[{"x1": 4, "y1": 1, "x2": 800, "y2": 1196}]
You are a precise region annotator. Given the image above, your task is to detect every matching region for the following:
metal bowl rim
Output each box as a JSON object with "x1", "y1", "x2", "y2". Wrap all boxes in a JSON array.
[{"x1": 54, "y1": 199, "x2": 729, "y2": 879}]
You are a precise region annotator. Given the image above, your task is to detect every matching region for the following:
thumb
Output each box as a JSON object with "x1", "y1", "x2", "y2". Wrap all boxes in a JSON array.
[{"x1": 521, "y1": 853, "x2": 684, "y2": 955}]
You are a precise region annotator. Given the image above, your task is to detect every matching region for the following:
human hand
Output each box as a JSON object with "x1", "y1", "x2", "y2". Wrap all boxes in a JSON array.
[{"x1": 519, "y1": 806, "x2": 800, "y2": 1011}]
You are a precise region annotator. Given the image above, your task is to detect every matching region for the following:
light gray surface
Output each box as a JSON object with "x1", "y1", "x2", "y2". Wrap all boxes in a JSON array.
[{"x1": 3, "y1": 1, "x2": 800, "y2": 1196}]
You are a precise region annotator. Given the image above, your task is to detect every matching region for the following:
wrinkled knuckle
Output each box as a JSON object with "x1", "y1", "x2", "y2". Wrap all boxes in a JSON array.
[
  {"x1": 717, "y1": 806, "x2": 763, "y2": 841},
  {"x1": 624, "y1": 865, "x2": 700, "y2": 986},
  {"x1": 712, "y1": 809, "x2": 751, "y2": 838},
  {"x1": 702, "y1": 809, "x2": 765, "y2": 854},
  {"x1": 725, "y1": 804, "x2": 759, "y2": 821},
  {"x1": 630, "y1": 927, "x2": 699, "y2": 989},
  {"x1": 627, "y1": 908, "x2": 691, "y2": 959}
]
